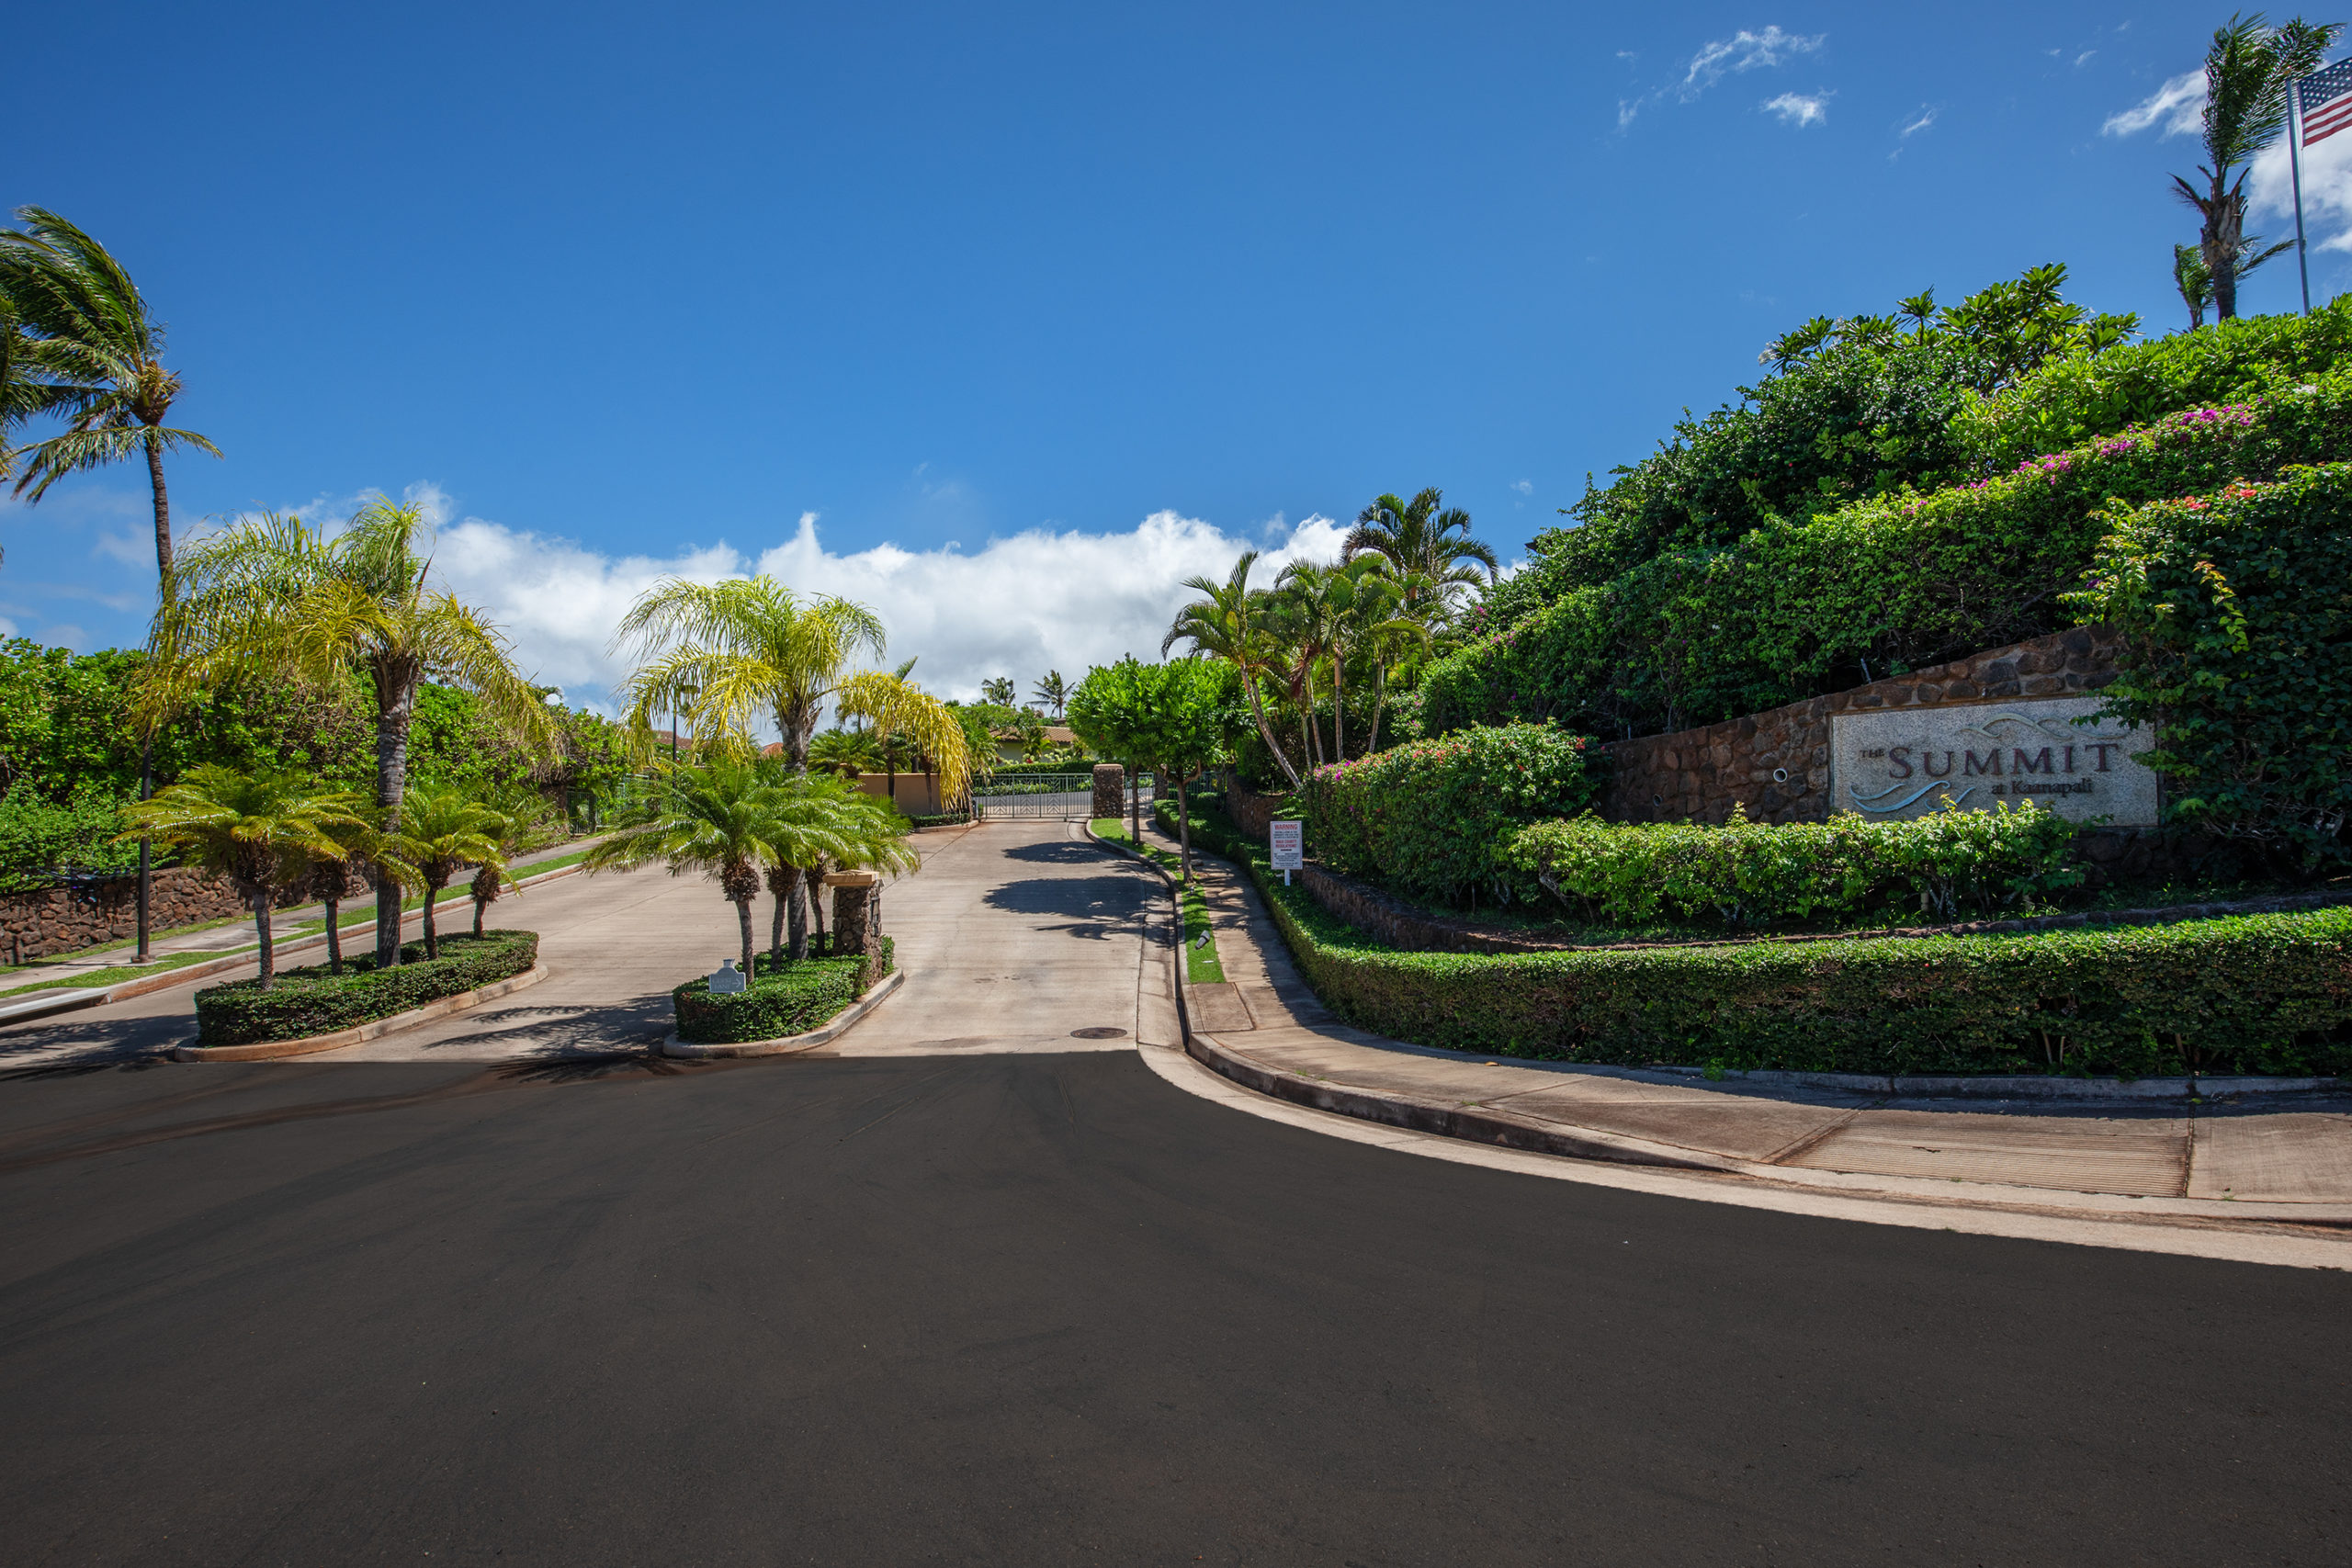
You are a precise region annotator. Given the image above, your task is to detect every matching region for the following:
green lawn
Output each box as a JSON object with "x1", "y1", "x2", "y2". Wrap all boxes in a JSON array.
[
  {"x1": 0, "y1": 949, "x2": 218, "y2": 999},
  {"x1": 1092, "y1": 819, "x2": 1226, "y2": 984}
]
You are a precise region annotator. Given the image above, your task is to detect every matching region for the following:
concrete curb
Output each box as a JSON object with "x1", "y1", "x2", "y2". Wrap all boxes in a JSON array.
[
  {"x1": 661, "y1": 968, "x2": 906, "y2": 1058},
  {"x1": 169, "y1": 964, "x2": 553, "y2": 1061},
  {"x1": 0, "y1": 860, "x2": 592, "y2": 1027},
  {"x1": 1647, "y1": 1065, "x2": 2347, "y2": 1102}
]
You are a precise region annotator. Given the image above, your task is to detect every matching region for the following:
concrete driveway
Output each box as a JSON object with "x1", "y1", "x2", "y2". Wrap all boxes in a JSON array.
[{"x1": 0, "y1": 821, "x2": 1156, "y2": 1066}]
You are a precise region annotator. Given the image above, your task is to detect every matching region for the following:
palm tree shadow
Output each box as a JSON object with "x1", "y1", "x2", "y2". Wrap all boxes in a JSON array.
[{"x1": 980, "y1": 874, "x2": 1151, "y2": 939}]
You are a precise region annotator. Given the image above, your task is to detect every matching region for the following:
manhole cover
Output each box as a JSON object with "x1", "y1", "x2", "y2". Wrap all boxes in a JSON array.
[{"x1": 1069, "y1": 1026, "x2": 1128, "y2": 1040}]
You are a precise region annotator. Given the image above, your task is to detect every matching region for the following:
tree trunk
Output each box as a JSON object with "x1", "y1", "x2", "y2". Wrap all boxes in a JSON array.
[
  {"x1": 767, "y1": 863, "x2": 799, "y2": 966},
  {"x1": 1367, "y1": 660, "x2": 1386, "y2": 755},
  {"x1": 1176, "y1": 769, "x2": 1192, "y2": 884},
  {"x1": 1243, "y1": 671, "x2": 1302, "y2": 790},
  {"x1": 736, "y1": 898, "x2": 756, "y2": 980},
  {"x1": 2203, "y1": 180, "x2": 2246, "y2": 321},
  {"x1": 145, "y1": 433, "x2": 174, "y2": 581},
  {"x1": 323, "y1": 895, "x2": 343, "y2": 976},
  {"x1": 135, "y1": 741, "x2": 152, "y2": 962},
  {"x1": 1332, "y1": 654, "x2": 1346, "y2": 762},
  {"x1": 810, "y1": 870, "x2": 830, "y2": 953},
  {"x1": 253, "y1": 889, "x2": 276, "y2": 990},
  {"x1": 788, "y1": 876, "x2": 809, "y2": 959},
  {"x1": 1129, "y1": 765, "x2": 1141, "y2": 841},
  {"x1": 472, "y1": 897, "x2": 485, "y2": 938},
  {"x1": 422, "y1": 879, "x2": 442, "y2": 959},
  {"x1": 372, "y1": 661, "x2": 421, "y2": 966}
]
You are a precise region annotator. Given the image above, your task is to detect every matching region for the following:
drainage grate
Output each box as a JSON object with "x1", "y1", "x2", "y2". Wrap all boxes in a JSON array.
[{"x1": 1069, "y1": 1026, "x2": 1129, "y2": 1039}]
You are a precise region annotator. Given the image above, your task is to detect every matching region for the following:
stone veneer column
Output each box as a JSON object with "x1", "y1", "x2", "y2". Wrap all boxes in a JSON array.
[
  {"x1": 827, "y1": 869, "x2": 882, "y2": 977},
  {"x1": 1091, "y1": 763, "x2": 1125, "y2": 820}
]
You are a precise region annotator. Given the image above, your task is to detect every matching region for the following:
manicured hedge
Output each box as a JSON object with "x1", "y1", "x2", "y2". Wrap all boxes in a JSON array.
[
  {"x1": 194, "y1": 930, "x2": 539, "y2": 1045},
  {"x1": 1500, "y1": 804, "x2": 2080, "y2": 929},
  {"x1": 2070, "y1": 461, "x2": 2352, "y2": 863},
  {"x1": 1422, "y1": 375, "x2": 2352, "y2": 739},
  {"x1": 1297, "y1": 721, "x2": 1596, "y2": 906},
  {"x1": 671, "y1": 937, "x2": 897, "y2": 1043},
  {"x1": 1159, "y1": 797, "x2": 2352, "y2": 1077}
]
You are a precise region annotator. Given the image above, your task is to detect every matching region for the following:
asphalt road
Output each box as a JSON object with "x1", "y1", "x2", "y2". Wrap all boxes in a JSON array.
[{"x1": 1, "y1": 1050, "x2": 2344, "y2": 1566}]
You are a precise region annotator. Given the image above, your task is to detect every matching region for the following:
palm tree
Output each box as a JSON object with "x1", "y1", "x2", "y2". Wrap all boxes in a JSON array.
[
  {"x1": 612, "y1": 576, "x2": 886, "y2": 773},
  {"x1": 752, "y1": 767, "x2": 922, "y2": 961},
  {"x1": 980, "y1": 676, "x2": 1017, "y2": 706},
  {"x1": 141, "y1": 500, "x2": 558, "y2": 968},
  {"x1": 115, "y1": 767, "x2": 368, "y2": 989},
  {"x1": 2171, "y1": 15, "x2": 2341, "y2": 321},
  {"x1": 1274, "y1": 562, "x2": 1345, "y2": 765},
  {"x1": 808, "y1": 728, "x2": 887, "y2": 778},
  {"x1": 1032, "y1": 671, "x2": 1069, "y2": 719},
  {"x1": 392, "y1": 784, "x2": 508, "y2": 959},
  {"x1": 2, "y1": 209, "x2": 224, "y2": 961},
  {"x1": 1164, "y1": 551, "x2": 1303, "y2": 790},
  {"x1": 0, "y1": 209, "x2": 220, "y2": 577},
  {"x1": 584, "y1": 760, "x2": 798, "y2": 978},
  {"x1": 1343, "y1": 489, "x2": 1498, "y2": 623},
  {"x1": 834, "y1": 668, "x2": 975, "y2": 817}
]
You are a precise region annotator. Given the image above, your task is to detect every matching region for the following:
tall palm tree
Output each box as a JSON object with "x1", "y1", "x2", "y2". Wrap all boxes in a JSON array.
[
  {"x1": 2171, "y1": 15, "x2": 2340, "y2": 321},
  {"x1": 979, "y1": 676, "x2": 1017, "y2": 706},
  {"x1": 613, "y1": 576, "x2": 886, "y2": 773},
  {"x1": 141, "y1": 500, "x2": 557, "y2": 967},
  {"x1": 1164, "y1": 551, "x2": 1303, "y2": 790},
  {"x1": 1032, "y1": 671, "x2": 1069, "y2": 719},
  {"x1": 392, "y1": 784, "x2": 509, "y2": 959},
  {"x1": 1274, "y1": 561, "x2": 1347, "y2": 766},
  {"x1": 0, "y1": 209, "x2": 220, "y2": 576},
  {"x1": 834, "y1": 667, "x2": 975, "y2": 815},
  {"x1": 115, "y1": 767, "x2": 368, "y2": 989},
  {"x1": 3, "y1": 208, "x2": 224, "y2": 960},
  {"x1": 1343, "y1": 488, "x2": 1499, "y2": 623}
]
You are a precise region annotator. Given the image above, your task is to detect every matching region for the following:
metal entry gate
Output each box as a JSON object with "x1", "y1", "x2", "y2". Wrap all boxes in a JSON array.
[{"x1": 971, "y1": 773, "x2": 1096, "y2": 820}]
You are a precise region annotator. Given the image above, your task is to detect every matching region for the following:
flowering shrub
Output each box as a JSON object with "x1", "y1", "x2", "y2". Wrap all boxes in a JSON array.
[
  {"x1": 2067, "y1": 461, "x2": 2352, "y2": 863},
  {"x1": 1421, "y1": 373, "x2": 2352, "y2": 739},
  {"x1": 1296, "y1": 722, "x2": 1596, "y2": 907},
  {"x1": 1498, "y1": 803, "x2": 2081, "y2": 931}
]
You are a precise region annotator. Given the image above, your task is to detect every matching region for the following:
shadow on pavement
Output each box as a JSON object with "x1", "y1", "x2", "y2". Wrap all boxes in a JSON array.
[
  {"x1": 981, "y1": 875, "x2": 1149, "y2": 938},
  {"x1": 1000, "y1": 841, "x2": 1112, "y2": 865}
]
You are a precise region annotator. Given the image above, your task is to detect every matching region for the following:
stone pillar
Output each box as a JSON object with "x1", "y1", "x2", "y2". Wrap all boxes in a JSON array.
[
  {"x1": 825, "y1": 869, "x2": 882, "y2": 977},
  {"x1": 1091, "y1": 763, "x2": 1125, "y2": 821}
]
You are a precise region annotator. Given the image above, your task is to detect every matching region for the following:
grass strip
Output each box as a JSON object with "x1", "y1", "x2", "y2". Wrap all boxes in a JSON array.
[
  {"x1": 0, "y1": 950, "x2": 215, "y2": 999},
  {"x1": 1093, "y1": 819, "x2": 1226, "y2": 984}
]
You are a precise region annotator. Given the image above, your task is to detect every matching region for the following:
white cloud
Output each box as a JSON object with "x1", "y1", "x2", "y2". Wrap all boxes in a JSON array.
[
  {"x1": 1510, "y1": 479, "x2": 1533, "y2": 495},
  {"x1": 2075, "y1": 50, "x2": 2098, "y2": 67},
  {"x1": 281, "y1": 483, "x2": 1352, "y2": 720},
  {"x1": 1684, "y1": 26, "x2": 1825, "y2": 96},
  {"x1": 1764, "y1": 92, "x2": 1830, "y2": 127},
  {"x1": 1899, "y1": 107, "x2": 1937, "y2": 137},
  {"x1": 2103, "y1": 68, "x2": 2204, "y2": 137},
  {"x1": 2250, "y1": 124, "x2": 2352, "y2": 251},
  {"x1": 1617, "y1": 98, "x2": 1641, "y2": 128}
]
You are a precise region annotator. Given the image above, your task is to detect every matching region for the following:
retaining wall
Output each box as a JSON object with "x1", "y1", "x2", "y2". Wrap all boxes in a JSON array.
[{"x1": 1, "y1": 867, "x2": 314, "y2": 964}]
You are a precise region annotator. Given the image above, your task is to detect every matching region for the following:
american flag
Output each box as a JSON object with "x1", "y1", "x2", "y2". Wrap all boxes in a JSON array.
[{"x1": 2299, "y1": 58, "x2": 2352, "y2": 146}]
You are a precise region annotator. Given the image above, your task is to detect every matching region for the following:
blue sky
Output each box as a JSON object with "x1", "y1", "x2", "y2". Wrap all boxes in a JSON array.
[{"x1": 6, "y1": 1, "x2": 2343, "y2": 707}]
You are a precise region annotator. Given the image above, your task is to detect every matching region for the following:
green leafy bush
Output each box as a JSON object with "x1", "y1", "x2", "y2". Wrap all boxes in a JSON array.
[
  {"x1": 1160, "y1": 796, "x2": 2352, "y2": 1077},
  {"x1": 1500, "y1": 804, "x2": 2081, "y2": 930},
  {"x1": 672, "y1": 937, "x2": 897, "y2": 1043},
  {"x1": 1962, "y1": 299, "x2": 2352, "y2": 469},
  {"x1": 194, "y1": 930, "x2": 539, "y2": 1045},
  {"x1": 1424, "y1": 377, "x2": 2352, "y2": 739},
  {"x1": 2068, "y1": 461, "x2": 2352, "y2": 863},
  {"x1": 1296, "y1": 722, "x2": 1596, "y2": 906},
  {"x1": 0, "y1": 784, "x2": 137, "y2": 890}
]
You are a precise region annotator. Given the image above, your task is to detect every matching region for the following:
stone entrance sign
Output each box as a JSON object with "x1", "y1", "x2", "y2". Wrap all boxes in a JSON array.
[{"x1": 1830, "y1": 695, "x2": 2158, "y2": 826}]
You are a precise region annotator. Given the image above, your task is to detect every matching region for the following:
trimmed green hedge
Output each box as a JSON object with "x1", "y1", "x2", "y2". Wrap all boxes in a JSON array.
[
  {"x1": 194, "y1": 930, "x2": 539, "y2": 1045},
  {"x1": 671, "y1": 937, "x2": 897, "y2": 1043},
  {"x1": 1500, "y1": 804, "x2": 2080, "y2": 929},
  {"x1": 2069, "y1": 461, "x2": 2352, "y2": 863},
  {"x1": 1159, "y1": 797, "x2": 2352, "y2": 1077},
  {"x1": 1297, "y1": 722, "x2": 1597, "y2": 906},
  {"x1": 1424, "y1": 375, "x2": 2352, "y2": 739}
]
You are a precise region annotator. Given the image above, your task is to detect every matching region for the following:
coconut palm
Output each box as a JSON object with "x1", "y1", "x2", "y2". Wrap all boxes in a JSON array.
[
  {"x1": 979, "y1": 676, "x2": 1017, "y2": 706},
  {"x1": 141, "y1": 500, "x2": 558, "y2": 967},
  {"x1": 2170, "y1": 15, "x2": 2340, "y2": 321},
  {"x1": 1032, "y1": 671, "x2": 1069, "y2": 719},
  {"x1": 1163, "y1": 550, "x2": 1303, "y2": 790},
  {"x1": 392, "y1": 784, "x2": 508, "y2": 959},
  {"x1": 115, "y1": 767, "x2": 368, "y2": 989},
  {"x1": 614, "y1": 577, "x2": 886, "y2": 773},
  {"x1": 0, "y1": 209, "x2": 220, "y2": 577}
]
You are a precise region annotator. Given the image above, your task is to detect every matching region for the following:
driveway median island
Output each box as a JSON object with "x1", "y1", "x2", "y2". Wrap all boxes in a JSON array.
[{"x1": 662, "y1": 940, "x2": 900, "y2": 1057}]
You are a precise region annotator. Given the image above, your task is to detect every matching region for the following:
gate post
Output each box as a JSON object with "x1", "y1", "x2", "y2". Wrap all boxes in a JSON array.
[{"x1": 1091, "y1": 764, "x2": 1125, "y2": 821}]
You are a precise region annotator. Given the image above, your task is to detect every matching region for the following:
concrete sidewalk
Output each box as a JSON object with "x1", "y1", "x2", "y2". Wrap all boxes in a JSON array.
[{"x1": 1132, "y1": 818, "x2": 2352, "y2": 1248}]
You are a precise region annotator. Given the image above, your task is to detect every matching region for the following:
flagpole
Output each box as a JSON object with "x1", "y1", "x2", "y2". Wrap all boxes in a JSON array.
[{"x1": 2291, "y1": 79, "x2": 2312, "y2": 317}]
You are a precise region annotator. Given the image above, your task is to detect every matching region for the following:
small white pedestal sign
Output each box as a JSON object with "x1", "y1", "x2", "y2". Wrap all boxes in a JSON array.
[
  {"x1": 1270, "y1": 819, "x2": 1303, "y2": 886},
  {"x1": 708, "y1": 959, "x2": 747, "y2": 995}
]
